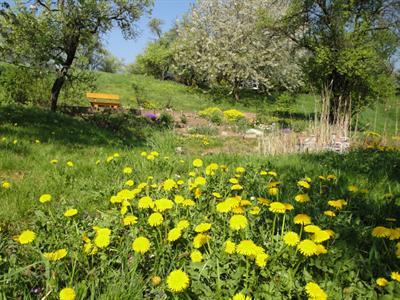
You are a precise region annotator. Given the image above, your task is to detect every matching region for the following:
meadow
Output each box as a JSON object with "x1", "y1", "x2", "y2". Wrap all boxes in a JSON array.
[{"x1": 1, "y1": 105, "x2": 400, "y2": 299}]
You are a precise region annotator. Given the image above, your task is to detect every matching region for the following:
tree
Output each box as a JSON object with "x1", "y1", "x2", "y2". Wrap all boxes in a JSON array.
[
  {"x1": 173, "y1": 0, "x2": 303, "y2": 100},
  {"x1": 262, "y1": 0, "x2": 400, "y2": 120},
  {"x1": 0, "y1": 0, "x2": 153, "y2": 111},
  {"x1": 148, "y1": 18, "x2": 163, "y2": 39},
  {"x1": 97, "y1": 50, "x2": 124, "y2": 73}
]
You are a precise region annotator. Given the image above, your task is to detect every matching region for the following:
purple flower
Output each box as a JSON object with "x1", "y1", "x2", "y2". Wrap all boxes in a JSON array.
[{"x1": 145, "y1": 113, "x2": 157, "y2": 121}]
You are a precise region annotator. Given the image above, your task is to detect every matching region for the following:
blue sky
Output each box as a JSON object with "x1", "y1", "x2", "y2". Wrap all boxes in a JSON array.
[{"x1": 104, "y1": 0, "x2": 195, "y2": 64}]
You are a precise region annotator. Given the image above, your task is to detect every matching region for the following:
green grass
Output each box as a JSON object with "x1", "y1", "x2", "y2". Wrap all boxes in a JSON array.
[{"x1": 1, "y1": 106, "x2": 400, "y2": 299}]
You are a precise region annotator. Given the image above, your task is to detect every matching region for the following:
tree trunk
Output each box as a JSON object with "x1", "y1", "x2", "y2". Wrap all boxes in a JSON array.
[
  {"x1": 49, "y1": 35, "x2": 80, "y2": 112},
  {"x1": 50, "y1": 74, "x2": 66, "y2": 112}
]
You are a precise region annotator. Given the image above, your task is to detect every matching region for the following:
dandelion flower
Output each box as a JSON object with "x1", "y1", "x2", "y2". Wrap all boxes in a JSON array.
[
  {"x1": 313, "y1": 230, "x2": 331, "y2": 243},
  {"x1": 66, "y1": 161, "x2": 74, "y2": 167},
  {"x1": 43, "y1": 248, "x2": 68, "y2": 261},
  {"x1": 195, "y1": 223, "x2": 212, "y2": 233},
  {"x1": 284, "y1": 231, "x2": 300, "y2": 247},
  {"x1": 315, "y1": 244, "x2": 327, "y2": 255},
  {"x1": 154, "y1": 198, "x2": 174, "y2": 212},
  {"x1": 167, "y1": 270, "x2": 190, "y2": 293},
  {"x1": 193, "y1": 159, "x2": 203, "y2": 167},
  {"x1": 391, "y1": 271, "x2": 400, "y2": 282},
  {"x1": 229, "y1": 215, "x2": 248, "y2": 231},
  {"x1": 268, "y1": 187, "x2": 279, "y2": 196},
  {"x1": 225, "y1": 240, "x2": 236, "y2": 254},
  {"x1": 297, "y1": 240, "x2": 318, "y2": 256},
  {"x1": 94, "y1": 232, "x2": 110, "y2": 249},
  {"x1": 59, "y1": 287, "x2": 76, "y2": 300},
  {"x1": 297, "y1": 180, "x2": 310, "y2": 189},
  {"x1": 295, "y1": 194, "x2": 310, "y2": 203},
  {"x1": 190, "y1": 250, "x2": 203, "y2": 262},
  {"x1": 304, "y1": 225, "x2": 321, "y2": 233},
  {"x1": 174, "y1": 195, "x2": 185, "y2": 204},
  {"x1": 64, "y1": 208, "x2": 78, "y2": 217},
  {"x1": 123, "y1": 167, "x2": 133, "y2": 174},
  {"x1": 348, "y1": 185, "x2": 358, "y2": 192},
  {"x1": 376, "y1": 277, "x2": 388, "y2": 287},
  {"x1": 236, "y1": 240, "x2": 258, "y2": 256},
  {"x1": 132, "y1": 236, "x2": 150, "y2": 254},
  {"x1": 324, "y1": 210, "x2": 336, "y2": 217},
  {"x1": 305, "y1": 282, "x2": 327, "y2": 300},
  {"x1": 177, "y1": 220, "x2": 190, "y2": 230},
  {"x1": 2, "y1": 181, "x2": 11, "y2": 189},
  {"x1": 249, "y1": 206, "x2": 261, "y2": 215},
  {"x1": 328, "y1": 199, "x2": 347, "y2": 210},
  {"x1": 269, "y1": 202, "x2": 286, "y2": 213},
  {"x1": 193, "y1": 233, "x2": 210, "y2": 248},
  {"x1": 167, "y1": 228, "x2": 182, "y2": 242},
  {"x1": 163, "y1": 179, "x2": 177, "y2": 191},
  {"x1": 294, "y1": 214, "x2": 312, "y2": 225},
  {"x1": 255, "y1": 252, "x2": 269, "y2": 267},
  {"x1": 138, "y1": 196, "x2": 154, "y2": 209},
  {"x1": 372, "y1": 226, "x2": 391, "y2": 238},
  {"x1": 148, "y1": 213, "x2": 163, "y2": 227},
  {"x1": 232, "y1": 292, "x2": 251, "y2": 300},
  {"x1": 39, "y1": 194, "x2": 52, "y2": 203},
  {"x1": 123, "y1": 215, "x2": 138, "y2": 226},
  {"x1": 16, "y1": 230, "x2": 36, "y2": 244},
  {"x1": 50, "y1": 159, "x2": 58, "y2": 164}
]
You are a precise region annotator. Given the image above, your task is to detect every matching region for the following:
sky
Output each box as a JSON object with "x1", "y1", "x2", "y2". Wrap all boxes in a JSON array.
[{"x1": 104, "y1": 0, "x2": 195, "y2": 64}]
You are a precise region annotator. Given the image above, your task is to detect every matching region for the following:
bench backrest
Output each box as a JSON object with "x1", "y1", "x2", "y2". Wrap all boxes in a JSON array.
[{"x1": 86, "y1": 93, "x2": 120, "y2": 101}]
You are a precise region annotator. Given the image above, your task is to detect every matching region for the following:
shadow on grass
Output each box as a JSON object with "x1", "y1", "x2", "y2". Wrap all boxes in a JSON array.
[{"x1": 0, "y1": 105, "x2": 149, "y2": 148}]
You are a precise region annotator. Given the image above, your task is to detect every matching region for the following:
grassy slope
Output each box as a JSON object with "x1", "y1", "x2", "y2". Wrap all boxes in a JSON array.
[{"x1": 93, "y1": 72, "x2": 399, "y2": 135}]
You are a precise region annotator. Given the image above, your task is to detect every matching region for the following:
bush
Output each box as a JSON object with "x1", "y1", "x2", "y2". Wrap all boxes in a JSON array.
[
  {"x1": 158, "y1": 112, "x2": 175, "y2": 129},
  {"x1": 223, "y1": 109, "x2": 245, "y2": 122}
]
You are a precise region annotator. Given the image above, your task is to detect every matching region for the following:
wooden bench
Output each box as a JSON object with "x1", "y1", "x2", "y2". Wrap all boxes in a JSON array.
[{"x1": 86, "y1": 93, "x2": 121, "y2": 109}]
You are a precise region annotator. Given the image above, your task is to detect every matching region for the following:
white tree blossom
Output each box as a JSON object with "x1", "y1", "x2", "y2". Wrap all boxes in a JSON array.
[{"x1": 173, "y1": 0, "x2": 303, "y2": 100}]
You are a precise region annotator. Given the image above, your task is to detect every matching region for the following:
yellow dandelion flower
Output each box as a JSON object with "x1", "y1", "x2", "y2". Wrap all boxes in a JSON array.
[
  {"x1": 268, "y1": 187, "x2": 279, "y2": 196},
  {"x1": 391, "y1": 271, "x2": 400, "y2": 282},
  {"x1": 249, "y1": 206, "x2": 261, "y2": 215},
  {"x1": 269, "y1": 202, "x2": 286, "y2": 214},
  {"x1": 193, "y1": 158, "x2": 203, "y2": 167},
  {"x1": 257, "y1": 197, "x2": 271, "y2": 206},
  {"x1": 132, "y1": 236, "x2": 150, "y2": 254},
  {"x1": 324, "y1": 210, "x2": 336, "y2": 217},
  {"x1": 123, "y1": 215, "x2": 138, "y2": 226},
  {"x1": 43, "y1": 248, "x2": 68, "y2": 261},
  {"x1": 163, "y1": 179, "x2": 177, "y2": 191},
  {"x1": 225, "y1": 240, "x2": 236, "y2": 254},
  {"x1": 283, "y1": 231, "x2": 300, "y2": 247},
  {"x1": 389, "y1": 228, "x2": 400, "y2": 240},
  {"x1": 304, "y1": 225, "x2": 321, "y2": 233},
  {"x1": 66, "y1": 161, "x2": 74, "y2": 167},
  {"x1": 190, "y1": 250, "x2": 203, "y2": 262},
  {"x1": 182, "y1": 199, "x2": 196, "y2": 206},
  {"x1": 212, "y1": 192, "x2": 222, "y2": 198},
  {"x1": 376, "y1": 277, "x2": 389, "y2": 287},
  {"x1": 315, "y1": 244, "x2": 327, "y2": 255},
  {"x1": 229, "y1": 178, "x2": 239, "y2": 184},
  {"x1": 50, "y1": 159, "x2": 58, "y2": 164},
  {"x1": 59, "y1": 287, "x2": 76, "y2": 300},
  {"x1": 167, "y1": 270, "x2": 190, "y2": 293},
  {"x1": 177, "y1": 220, "x2": 190, "y2": 230},
  {"x1": 16, "y1": 230, "x2": 36, "y2": 244},
  {"x1": 94, "y1": 232, "x2": 110, "y2": 249},
  {"x1": 297, "y1": 180, "x2": 310, "y2": 189},
  {"x1": 195, "y1": 223, "x2": 212, "y2": 233},
  {"x1": 372, "y1": 226, "x2": 391, "y2": 238},
  {"x1": 154, "y1": 198, "x2": 174, "y2": 212},
  {"x1": 297, "y1": 240, "x2": 318, "y2": 256},
  {"x1": 232, "y1": 293, "x2": 252, "y2": 300},
  {"x1": 2, "y1": 181, "x2": 11, "y2": 189},
  {"x1": 194, "y1": 176, "x2": 206, "y2": 186},
  {"x1": 231, "y1": 184, "x2": 243, "y2": 191},
  {"x1": 64, "y1": 208, "x2": 78, "y2": 217},
  {"x1": 294, "y1": 214, "x2": 312, "y2": 225},
  {"x1": 138, "y1": 196, "x2": 154, "y2": 209},
  {"x1": 39, "y1": 194, "x2": 52, "y2": 203},
  {"x1": 236, "y1": 240, "x2": 258, "y2": 256},
  {"x1": 313, "y1": 230, "x2": 331, "y2": 243},
  {"x1": 229, "y1": 215, "x2": 248, "y2": 231},
  {"x1": 167, "y1": 228, "x2": 182, "y2": 242},
  {"x1": 328, "y1": 199, "x2": 347, "y2": 210},
  {"x1": 123, "y1": 167, "x2": 133, "y2": 174},
  {"x1": 295, "y1": 194, "x2": 310, "y2": 203},
  {"x1": 305, "y1": 282, "x2": 327, "y2": 300},
  {"x1": 193, "y1": 233, "x2": 210, "y2": 248},
  {"x1": 148, "y1": 213, "x2": 163, "y2": 227},
  {"x1": 125, "y1": 179, "x2": 134, "y2": 187}
]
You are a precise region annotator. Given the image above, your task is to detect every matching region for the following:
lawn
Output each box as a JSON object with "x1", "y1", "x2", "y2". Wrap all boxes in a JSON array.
[{"x1": 0, "y1": 105, "x2": 399, "y2": 299}]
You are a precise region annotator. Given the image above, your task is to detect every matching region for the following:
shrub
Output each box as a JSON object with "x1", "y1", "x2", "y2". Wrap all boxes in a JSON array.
[
  {"x1": 223, "y1": 109, "x2": 245, "y2": 122},
  {"x1": 158, "y1": 112, "x2": 175, "y2": 129}
]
